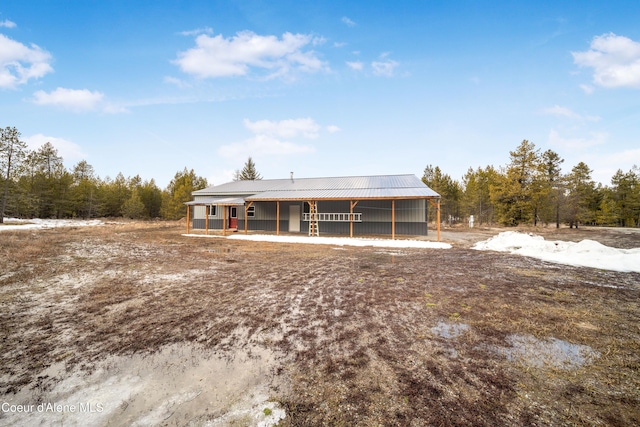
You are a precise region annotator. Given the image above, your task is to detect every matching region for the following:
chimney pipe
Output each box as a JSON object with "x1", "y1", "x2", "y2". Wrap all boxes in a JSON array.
[{"x1": 290, "y1": 171, "x2": 294, "y2": 182}]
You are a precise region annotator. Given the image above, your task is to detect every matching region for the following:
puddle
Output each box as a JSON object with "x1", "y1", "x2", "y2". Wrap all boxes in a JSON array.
[
  {"x1": 430, "y1": 321, "x2": 470, "y2": 339},
  {"x1": 497, "y1": 334, "x2": 600, "y2": 370},
  {"x1": 1, "y1": 343, "x2": 285, "y2": 427}
]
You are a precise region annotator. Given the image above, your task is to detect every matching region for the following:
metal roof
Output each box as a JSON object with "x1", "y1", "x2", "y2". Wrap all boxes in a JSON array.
[{"x1": 192, "y1": 174, "x2": 440, "y2": 201}]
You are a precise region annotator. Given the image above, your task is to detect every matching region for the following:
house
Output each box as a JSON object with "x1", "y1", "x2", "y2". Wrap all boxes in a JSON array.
[{"x1": 185, "y1": 174, "x2": 441, "y2": 240}]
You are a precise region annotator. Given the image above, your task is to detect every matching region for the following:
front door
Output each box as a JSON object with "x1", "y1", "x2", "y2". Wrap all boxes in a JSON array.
[
  {"x1": 289, "y1": 205, "x2": 300, "y2": 232},
  {"x1": 229, "y1": 206, "x2": 238, "y2": 229}
]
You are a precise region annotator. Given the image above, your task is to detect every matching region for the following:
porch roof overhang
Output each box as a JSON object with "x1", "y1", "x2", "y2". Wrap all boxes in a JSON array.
[{"x1": 184, "y1": 197, "x2": 246, "y2": 206}]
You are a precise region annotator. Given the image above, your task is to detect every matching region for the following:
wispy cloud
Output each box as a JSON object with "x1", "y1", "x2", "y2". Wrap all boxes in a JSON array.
[
  {"x1": 372, "y1": 58, "x2": 399, "y2": 77},
  {"x1": 346, "y1": 61, "x2": 364, "y2": 71},
  {"x1": 341, "y1": 16, "x2": 356, "y2": 27},
  {"x1": 547, "y1": 129, "x2": 608, "y2": 150},
  {"x1": 177, "y1": 27, "x2": 213, "y2": 37},
  {"x1": 24, "y1": 134, "x2": 87, "y2": 163},
  {"x1": 163, "y1": 76, "x2": 192, "y2": 88},
  {"x1": 0, "y1": 19, "x2": 16, "y2": 28},
  {"x1": 580, "y1": 84, "x2": 594, "y2": 94},
  {"x1": 0, "y1": 34, "x2": 53, "y2": 89},
  {"x1": 218, "y1": 118, "x2": 339, "y2": 160},
  {"x1": 572, "y1": 33, "x2": 640, "y2": 89},
  {"x1": 33, "y1": 87, "x2": 104, "y2": 112},
  {"x1": 173, "y1": 30, "x2": 328, "y2": 80},
  {"x1": 243, "y1": 118, "x2": 321, "y2": 139},
  {"x1": 541, "y1": 105, "x2": 600, "y2": 122}
]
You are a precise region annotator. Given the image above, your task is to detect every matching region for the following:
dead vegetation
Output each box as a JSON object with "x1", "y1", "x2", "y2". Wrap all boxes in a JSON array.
[{"x1": 1, "y1": 221, "x2": 639, "y2": 426}]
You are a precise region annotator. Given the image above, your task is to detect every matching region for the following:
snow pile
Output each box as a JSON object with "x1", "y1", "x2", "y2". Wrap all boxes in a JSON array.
[
  {"x1": 183, "y1": 233, "x2": 452, "y2": 249},
  {"x1": 0, "y1": 218, "x2": 103, "y2": 231},
  {"x1": 473, "y1": 231, "x2": 640, "y2": 272}
]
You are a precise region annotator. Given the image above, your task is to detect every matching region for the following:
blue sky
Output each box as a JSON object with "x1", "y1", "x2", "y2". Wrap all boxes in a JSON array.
[{"x1": 1, "y1": 1, "x2": 639, "y2": 188}]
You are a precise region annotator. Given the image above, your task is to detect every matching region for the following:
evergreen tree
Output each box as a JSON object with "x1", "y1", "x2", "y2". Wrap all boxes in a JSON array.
[
  {"x1": 1, "y1": 126, "x2": 28, "y2": 222},
  {"x1": 490, "y1": 140, "x2": 540, "y2": 225},
  {"x1": 565, "y1": 162, "x2": 595, "y2": 228},
  {"x1": 422, "y1": 165, "x2": 462, "y2": 225},
  {"x1": 538, "y1": 149, "x2": 564, "y2": 228},
  {"x1": 70, "y1": 160, "x2": 98, "y2": 218},
  {"x1": 237, "y1": 157, "x2": 262, "y2": 180},
  {"x1": 161, "y1": 168, "x2": 208, "y2": 219},
  {"x1": 462, "y1": 165, "x2": 499, "y2": 225},
  {"x1": 138, "y1": 179, "x2": 163, "y2": 218},
  {"x1": 121, "y1": 189, "x2": 146, "y2": 219}
]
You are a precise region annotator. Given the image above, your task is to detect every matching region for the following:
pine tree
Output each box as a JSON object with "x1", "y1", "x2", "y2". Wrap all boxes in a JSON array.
[
  {"x1": 565, "y1": 162, "x2": 595, "y2": 228},
  {"x1": 237, "y1": 157, "x2": 262, "y2": 180},
  {"x1": 491, "y1": 140, "x2": 540, "y2": 225},
  {"x1": 161, "y1": 168, "x2": 208, "y2": 219},
  {"x1": 121, "y1": 189, "x2": 146, "y2": 219},
  {"x1": 1, "y1": 127, "x2": 28, "y2": 222},
  {"x1": 538, "y1": 149, "x2": 564, "y2": 228}
]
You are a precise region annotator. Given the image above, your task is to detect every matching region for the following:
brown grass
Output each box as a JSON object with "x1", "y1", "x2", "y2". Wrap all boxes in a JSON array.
[{"x1": 1, "y1": 221, "x2": 639, "y2": 425}]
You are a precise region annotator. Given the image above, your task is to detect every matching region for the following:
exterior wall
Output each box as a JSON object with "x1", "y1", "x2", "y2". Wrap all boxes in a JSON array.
[{"x1": 191, "y1": 198, "x2": 428, "y2": 235}]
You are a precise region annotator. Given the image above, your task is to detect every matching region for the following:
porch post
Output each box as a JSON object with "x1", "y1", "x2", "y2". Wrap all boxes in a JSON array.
[
  {"x1": 392, "y1": 199, "x2": 395, "y2": 240},
  {"x1": 350, "y1": 200, "x2": 358, "y2": 238},
  {"x1": 244, "y1": 202, "x2": 253, "y2": 235},
  {"x1": 186, "y1": 204, "x2": 190, "y2": 234},
  {"x1": 437, "y1": 199, "x2": 441, "y2": 242},
  {"x1": 223, "y1": 205, "x2": 227, "y2": 236},
  {"x1": 205, "y1": 205, "x2": 209, "y2": 235},
  {"x1": 276, "y1": 201, "x2": 280, "y2": 235}
]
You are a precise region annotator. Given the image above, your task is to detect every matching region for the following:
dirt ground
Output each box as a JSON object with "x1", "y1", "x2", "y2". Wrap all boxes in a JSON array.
[{"x1": 1, "y1": 221, "x2": 639, "y2": 426}]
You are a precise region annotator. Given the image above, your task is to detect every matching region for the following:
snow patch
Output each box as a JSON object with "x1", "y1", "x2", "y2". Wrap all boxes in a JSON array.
[
  {"x1": 1, "y1": 218, "x2": 103, "y2": 231},
  {"x1": 473, "y1": 231, "x2": 640, "y2": 272}
]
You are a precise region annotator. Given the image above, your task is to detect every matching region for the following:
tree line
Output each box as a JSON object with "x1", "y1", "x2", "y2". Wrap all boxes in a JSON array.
[
  {"x1": 3, "y1": 126, "x2": 638, "y2": 227},
  {"x1": 1, "y1": 126, "x2": 208, "y2": 223},
  {"x1": 423, "y1": 139, "x2": 640, "y2": 228}
]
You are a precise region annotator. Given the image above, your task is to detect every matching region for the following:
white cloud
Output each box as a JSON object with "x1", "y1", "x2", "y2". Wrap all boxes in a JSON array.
[
  {"x1": 547, "y1": 129, "x2": 608, "y2": 150},
  {"x1": 32, "y1": 87, "x2": 104, "y2": 111},
  {"x1": 541, "y1": 105, "x2": 600, "y2": 122},
  {"x1": 0, "y1": 19, "x2": 17, "y2": 28},
  {"x1": 25, "y1": 134, "x2": 86, "y2": 162},
  {"x1": 0, "y1": 34, "x2": 53, "y2": 88},
  {"x1": 218, "y1": 118, "x2": 337, "y2": 160},
  {"x1": 372, "y1": 58, "x2": 399, "y2": 77},
  {"x1": 208, "y1": 169, "x2": 236, "y2": 187},
  {"x1": 346, "y1": 61, "x2": 363, "y2": 71},
  {"x1": 572, "y1": 33, "x2": 640, "y2": 89},
  {"x1": 163, "y1": 75, "x2": 191, "y2": 88},
  {"x1": 219, "y1": 134, "x2": 315, "y2": 159},
  {"x1": 178, "y1": 27, "x2": 213, "y2": 37},
  {"x1": 173, "y1": 30, "x2": 328, "y2": 79},
  {"x1": 341, "y1": 17, "x2": 356, "y2": 27},
  {"x1": 243, "y1": 118, "x2": 321, "y2": 139},
  {"x1": 580, "y1": 84, "x2": 594, "y2": 94}
]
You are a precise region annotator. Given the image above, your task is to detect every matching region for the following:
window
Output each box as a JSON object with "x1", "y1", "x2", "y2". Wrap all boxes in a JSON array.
[
  {"x1": 207, "y1": 205, "x2": 216, "y2": 216},
  {"x1": 247, "y1": 206, "x2": 255, "y2": 217}
]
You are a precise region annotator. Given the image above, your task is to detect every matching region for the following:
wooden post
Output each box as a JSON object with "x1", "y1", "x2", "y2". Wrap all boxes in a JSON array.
[
  {"x1": 437, "y1": 199, "x2": 441, "y2": 242},
  {"x1": 350, "y1": 200, "x2": 358, "y2": 238},
  {"x1": 428, "y1": 198, "x2": 442, "y2": 242},
  {"x1": 223, "y1": 205, "x2": 227, "y2": 236},
  {"x1": 276, "y1": 201, "x2": 280, "y2": 235},
  {"x1": 205, "y1": 205, "x2": 209, "y2": 235},
  {"x1": 186, "y1": 204, "x2": 190, "y2": 234},
  {"x1": 391, "y1": 199, "x2": 395, "y2": 240}
]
